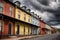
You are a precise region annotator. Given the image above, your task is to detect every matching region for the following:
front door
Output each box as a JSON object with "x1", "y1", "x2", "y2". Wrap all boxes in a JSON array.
[{"x1": 8, "y1": 23, "x2": 12, "y2": 35}]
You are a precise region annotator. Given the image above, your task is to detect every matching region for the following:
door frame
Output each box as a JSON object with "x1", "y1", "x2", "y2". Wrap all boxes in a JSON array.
[
  {"x1": 15, "y1": 23, "x2": 20, "y2": 35},
  {"x1": 8, "y1": 22, "x2": 12, "y2": 36}
]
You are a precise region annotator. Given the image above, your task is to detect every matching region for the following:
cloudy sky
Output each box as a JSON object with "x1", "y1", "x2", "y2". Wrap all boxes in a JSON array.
[{"x1": 14, "y1": 0, "x2": 60, "y2": 29}]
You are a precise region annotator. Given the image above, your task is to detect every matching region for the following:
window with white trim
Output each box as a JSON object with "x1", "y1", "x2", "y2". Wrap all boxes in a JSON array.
[{"x1": 0, "y1": 2, "x2": 3, "y2": 13}]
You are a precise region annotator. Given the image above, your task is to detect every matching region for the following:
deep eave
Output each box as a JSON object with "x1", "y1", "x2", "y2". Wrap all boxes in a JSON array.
[{"x1": 0, "y1": 13, "x2": 39, "y2": 27}]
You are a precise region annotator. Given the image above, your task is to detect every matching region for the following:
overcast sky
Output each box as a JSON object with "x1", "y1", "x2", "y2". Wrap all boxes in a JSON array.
[{"x1": 14, "y1": 0, "x2": 60, "y2": 29}]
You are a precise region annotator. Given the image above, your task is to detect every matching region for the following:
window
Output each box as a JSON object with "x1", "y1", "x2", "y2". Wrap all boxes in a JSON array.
[
  {"x1": 24, "y1": 14, "x2": 26, "y2": 21},
  {"x1": 32, "y1": 17, "x2": 34, "y2": 24},
  {"x1": 33, "y1": 21, "x2": 34, "y2": 24},
  {"x1": 28, "y1": 16, "x2": 30, "y2": 22},
  {"x1": 18, "y1": 11, "x2": 20, "y2": 19},
  {"x1": 0, "y1": 2, "x2": 3, "y2": 13},
  {"x1": 10, "y1": 7, "x2": 12, "y2": 16},
  {"x1": 8, "y1": 22, "x2": 12, "y2": 35}
]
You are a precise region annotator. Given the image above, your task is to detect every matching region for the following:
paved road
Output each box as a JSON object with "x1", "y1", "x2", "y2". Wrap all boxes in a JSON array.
[{"x1": 21, "y1": 33, "x2": 60, "y2": 40}]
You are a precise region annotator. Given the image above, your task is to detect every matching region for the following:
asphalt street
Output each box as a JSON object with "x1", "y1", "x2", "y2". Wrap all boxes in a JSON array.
[{"x1": 21, "y1": 33, "x2": 60, "y2": 40}]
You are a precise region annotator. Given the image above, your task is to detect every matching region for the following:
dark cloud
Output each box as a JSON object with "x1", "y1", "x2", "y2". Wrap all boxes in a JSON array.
[{"x1": 37, "y1": 0, "x2": 49, "y2": 6}]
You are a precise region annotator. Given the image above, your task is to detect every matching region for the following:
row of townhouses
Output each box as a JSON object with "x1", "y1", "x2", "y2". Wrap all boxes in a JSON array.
[{"x1": 0, "y1": 0, "x2": 56, "y2": 39}]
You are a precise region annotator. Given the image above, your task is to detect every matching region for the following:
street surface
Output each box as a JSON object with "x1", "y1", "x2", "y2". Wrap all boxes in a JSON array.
[{"x1": 21, "y1": 33, "x2": 60, "y2": 40}]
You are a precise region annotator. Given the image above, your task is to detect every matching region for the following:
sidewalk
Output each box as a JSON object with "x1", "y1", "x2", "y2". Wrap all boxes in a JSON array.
[{"x1": 1, "y1": 35, "x2": 43, "y2": 40}]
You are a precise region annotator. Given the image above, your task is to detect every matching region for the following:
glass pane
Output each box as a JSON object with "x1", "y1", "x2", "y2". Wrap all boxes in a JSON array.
[{"x1": 18, "y1": 15, "x2": 20, "y2": 19}]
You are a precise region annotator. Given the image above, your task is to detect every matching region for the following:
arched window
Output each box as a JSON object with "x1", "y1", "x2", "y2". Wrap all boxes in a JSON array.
[{"x1": 0, "y1": 2, "x2": 3, "y2": 13}]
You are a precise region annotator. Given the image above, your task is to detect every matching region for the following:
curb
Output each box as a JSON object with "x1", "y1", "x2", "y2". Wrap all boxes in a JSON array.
[
  {"x1": 1, "y1": 35, "x2": 44, "y2": 40},
  {"x1": 19, "y1": 35, "x2": 44, "y2": 40}
]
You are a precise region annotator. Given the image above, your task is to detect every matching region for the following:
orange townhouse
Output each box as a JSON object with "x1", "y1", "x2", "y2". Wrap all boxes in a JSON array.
[{"x1": 0, "y1": 0, "x2": 15, "y2": 38}]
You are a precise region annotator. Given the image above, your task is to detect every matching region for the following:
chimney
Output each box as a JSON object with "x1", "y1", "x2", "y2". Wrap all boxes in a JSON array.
[{"x1": 14, "y1": 1, "x2": 21, "y2": 7}]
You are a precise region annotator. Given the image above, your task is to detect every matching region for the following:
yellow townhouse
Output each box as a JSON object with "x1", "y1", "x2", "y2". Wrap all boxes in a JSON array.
[{"x1": 14, "y1": 1, "x2": 32, "y2": 36}]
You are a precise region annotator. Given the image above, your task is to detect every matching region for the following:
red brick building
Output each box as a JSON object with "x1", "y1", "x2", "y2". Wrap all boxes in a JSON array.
[
  {"x1": 39, "y1": 18, "x2": 46, "y2": 35},
  {"x1": 39, "y1": 18, "x2": 56, "y2": 35}
]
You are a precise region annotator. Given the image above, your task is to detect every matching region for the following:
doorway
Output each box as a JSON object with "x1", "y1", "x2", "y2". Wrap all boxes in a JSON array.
[{"x1": 8, "y1": 23, "x2": 12, "y2": 35}]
